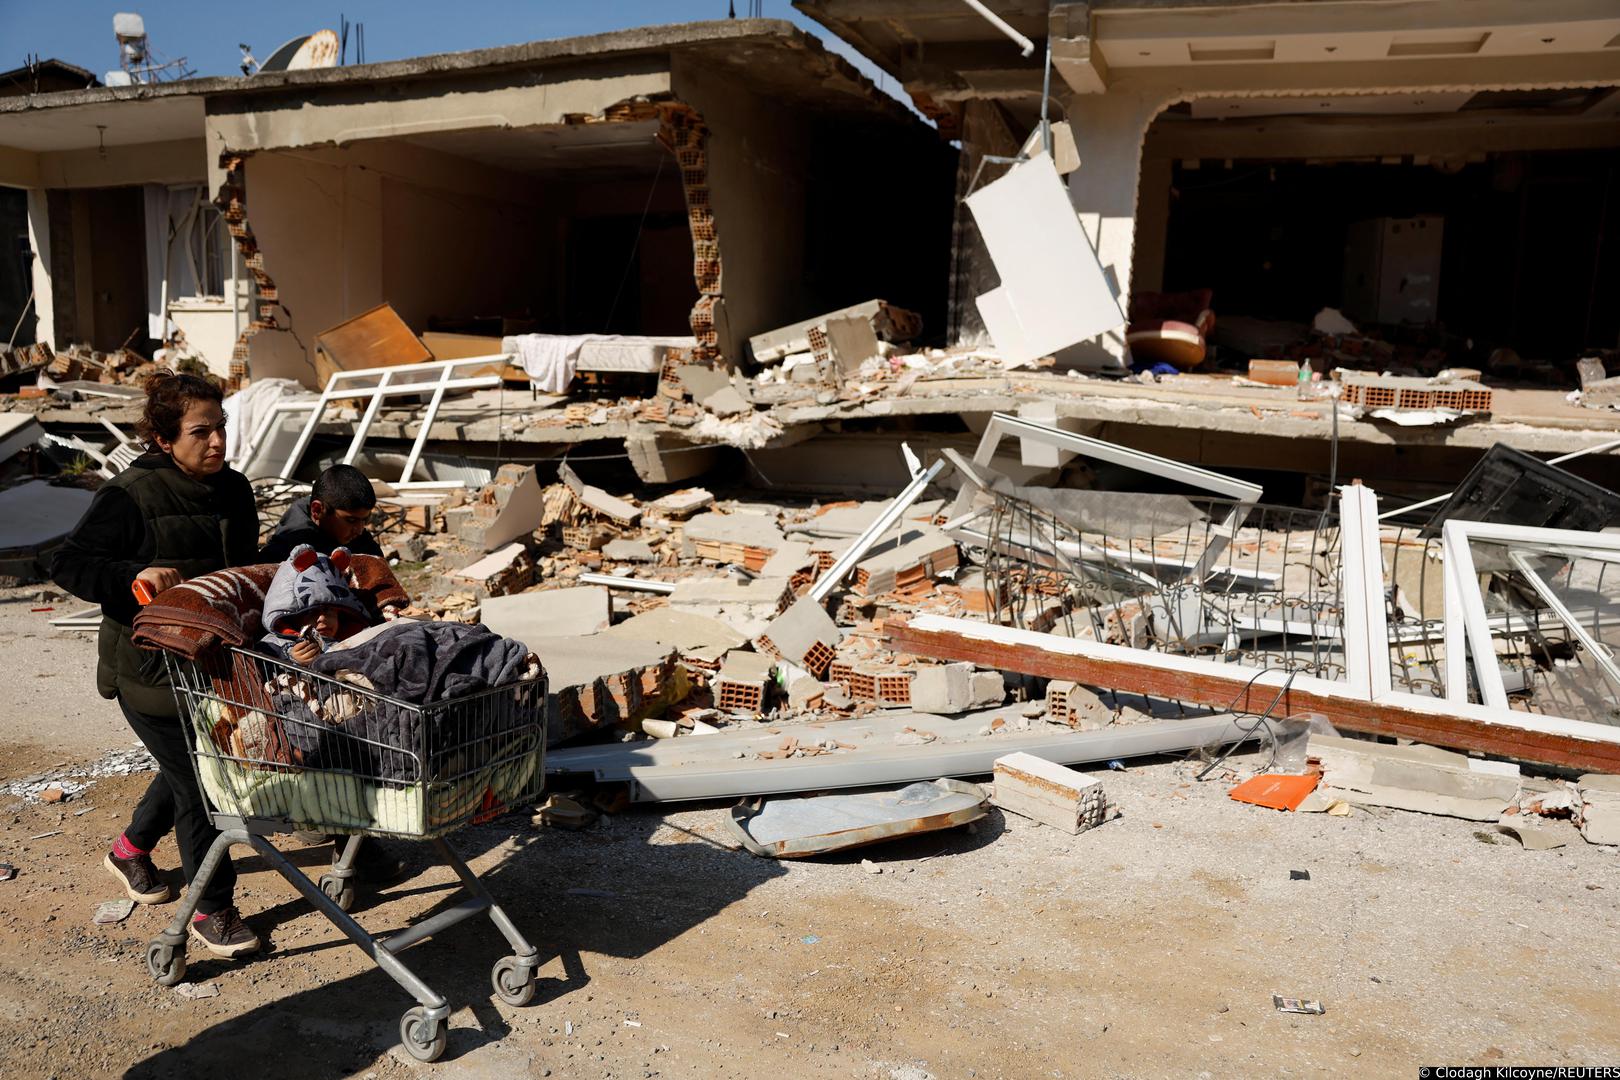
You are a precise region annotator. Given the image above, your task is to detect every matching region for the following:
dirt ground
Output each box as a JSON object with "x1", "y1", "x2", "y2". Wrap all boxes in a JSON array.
[{"x1": 3, "y1": 592, "x2": 1619, "y2": 1079}]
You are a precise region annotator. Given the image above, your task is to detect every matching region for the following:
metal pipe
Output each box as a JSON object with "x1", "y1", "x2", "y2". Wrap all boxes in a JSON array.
[
  {"x1": 578, "y1": 572, "x2": 676, "y2": 594},
  {"x1": 809, "y1": 452, "x2": 949, "y2": 602},
  {"x1": 959, "y1": 0, "x2": 1035, "y2": 57}
]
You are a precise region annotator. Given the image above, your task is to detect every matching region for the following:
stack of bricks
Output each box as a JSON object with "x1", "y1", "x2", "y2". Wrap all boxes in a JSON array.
[
  {"x1": 0, "y1": 342, "x2": 52, "y2": 378},
  {"x1": 1338, "y1": 372, "x2": 1492, "y2": 414},
  {"x1": 657, "y1": 103, "x2": 722, "y2": 367},
  {"x1": 550, "y1": 653, "x2": 678, "y2": 743},
  {"x1": 826, "y1": 661, "x2": 913, "y2": 706},
  {"x1": 215, "y1": 152, "x2": 282, "y2": 386}
]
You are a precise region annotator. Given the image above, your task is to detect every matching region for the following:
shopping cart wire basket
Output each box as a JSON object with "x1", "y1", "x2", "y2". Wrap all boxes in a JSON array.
[{"x1": 146, "y1": 643, "x2": 548, "y2": 1062}]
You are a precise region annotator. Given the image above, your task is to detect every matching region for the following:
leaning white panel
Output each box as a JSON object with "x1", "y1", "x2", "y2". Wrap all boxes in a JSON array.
[{"x1": 964, "y1": 155, "x2": 1126, "y2": 367}]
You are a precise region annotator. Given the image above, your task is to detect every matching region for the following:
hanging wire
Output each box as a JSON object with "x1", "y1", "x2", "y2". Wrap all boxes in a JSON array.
[{"x1": 603, "y1": 154, "x2": 667, "y2": 331}]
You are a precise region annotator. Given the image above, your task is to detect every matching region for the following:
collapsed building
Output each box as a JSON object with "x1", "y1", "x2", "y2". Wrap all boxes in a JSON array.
[{"x1": 1, "y1": 9, "x2": 1619, "y2": 847}]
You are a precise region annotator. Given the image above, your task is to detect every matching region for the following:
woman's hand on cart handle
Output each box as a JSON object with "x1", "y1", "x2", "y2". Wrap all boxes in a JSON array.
[{"x1": 132, "y1": 566, "x2": 181, "y2": 605}]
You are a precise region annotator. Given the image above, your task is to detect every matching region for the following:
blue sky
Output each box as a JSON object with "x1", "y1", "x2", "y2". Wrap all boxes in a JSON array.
[{"x1": 0, "y1": 1, "x2": 904, "y2": 100}]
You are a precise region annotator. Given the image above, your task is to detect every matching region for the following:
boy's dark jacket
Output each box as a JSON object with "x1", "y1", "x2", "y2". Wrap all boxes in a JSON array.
[
  {"x1": 258, "y1": 495, "x2": 383, "y2": 563},
  {"x1": 50, "y1": 451, "x2": 258, "y2": 717}
]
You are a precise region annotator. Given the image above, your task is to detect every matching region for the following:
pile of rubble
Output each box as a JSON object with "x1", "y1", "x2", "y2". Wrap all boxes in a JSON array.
[{"x1": 315, "y1": 408, "x2": 1620, "y2": 856}]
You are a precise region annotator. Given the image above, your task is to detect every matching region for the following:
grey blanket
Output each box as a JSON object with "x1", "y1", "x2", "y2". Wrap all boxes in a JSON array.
[{"x1": 269, "y1": 621, "x2": 537, "y2": 780}]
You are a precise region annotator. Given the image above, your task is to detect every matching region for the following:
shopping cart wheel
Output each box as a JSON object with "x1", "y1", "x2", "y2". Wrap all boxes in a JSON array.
[
  {"x1": 145, "y1": 940, "x2": 187, "y2": 987},
  {"x1": 399, "y1": 1007, "x2": 447, "y2": 1062},
  {"x1": 317, "y1": 872, "x2": 355, "y2": 912},
  {"x1": 491, "y1": 955, "x2": 537, "y2": 1006}
]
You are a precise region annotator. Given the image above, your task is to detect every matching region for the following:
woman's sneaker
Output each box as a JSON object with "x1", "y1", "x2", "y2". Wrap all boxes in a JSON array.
[
  {"x1": 188, "y1": 907, "x2": 261, "y2": 959},
  {"x1": 104, "y1": 851, "x2": 173, "y2": 904}
]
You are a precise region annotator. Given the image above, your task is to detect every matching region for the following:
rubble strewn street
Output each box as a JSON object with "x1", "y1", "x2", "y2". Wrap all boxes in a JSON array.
[{"x1": 6, "y1": 2, "x2": 1620, "y2": 1075}]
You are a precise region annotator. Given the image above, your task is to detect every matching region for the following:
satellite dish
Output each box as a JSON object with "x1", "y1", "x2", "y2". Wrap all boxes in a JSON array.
[
  {"x1": 288, "y1": 29, "x2": 340, "y2": 70},
  {"x1": 258, "y1": 36, "x2": 310, "y2": 73}
]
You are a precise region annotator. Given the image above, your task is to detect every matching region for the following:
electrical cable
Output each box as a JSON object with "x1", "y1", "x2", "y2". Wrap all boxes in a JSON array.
[
  {"x1": 6, "y1": 286, "x2": 35, "y2": 350},
  {"x1": 1193, "y1": 665, "x2": 1298, "y2": 780},
  {"x1": 603, "y1": 154, "x2": 667, "y2": 332}
]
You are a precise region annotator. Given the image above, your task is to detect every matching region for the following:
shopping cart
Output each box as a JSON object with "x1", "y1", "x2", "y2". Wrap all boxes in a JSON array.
[{"x1": 144, "y1": 642, "x2": 548, "y2": 1062}]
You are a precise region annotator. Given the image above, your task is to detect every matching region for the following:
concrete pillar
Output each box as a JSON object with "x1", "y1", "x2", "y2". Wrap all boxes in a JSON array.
[
  {"x1": 1062, "y1": 91, "x2": 1169, "y2": 361},
  {"x1": 24, "y1": 189, "x2": 53, "y2": 349}
]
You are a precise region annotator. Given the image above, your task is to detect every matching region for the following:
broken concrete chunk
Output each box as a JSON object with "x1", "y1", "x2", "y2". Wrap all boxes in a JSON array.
[
  {"x1": 1044, "y1": 680, "x2": 1110, "y2": 730},
  {"x1": 649, "y1": 488, "x2": 714, "y2": 519},
  {"x1": 683, "y1": 512, "x2": 785, "y2": 560},
  {"x1": 452, "y1": 542, "x2": 534, "y2": 597},
  {"x1": 525, "y1": 635, "x2": 678, "y2": 743},
  {"x1": 460, "y1": 465, "x2": 545, "y2": 552},
  {"x1": 677, "y1": 365, "x2": 750, "y2": 417},
  {"x1": 822, "y1": 315, "x2": 880, "y2": 374},
  {"x1": 480, "y1": 585, "x2": 611, "y2": 642},
  {"x1": 1578, "y1": 773, "x2": 1620, "y2": 845},
  {"x1": 1308, "y1": 733, "x2": 1520, "y2": 821},
  {"x1": 969, "y1": 670, "x2": 1006, "y2": 708},
  {"x1": 603, "y1": 538, "x2": 656, "y2": 563},
  {"x1": 910, "y1": 662, "x2": 975, "y2": 715},
  {"x1": 601, "y1": 607, "x2": 747, "y2": 653},
  {"x1": 760, "y1": 540, "x2": 814, "y2": 578},
  {"x1": 1495, "y1": 817, "x2": 1573, "y2": 850},
  {"x1": 558, "y1": 462, "x2": 641, "y2": 525},
  {"x1": 667, "y1": 575, "x2": 794, "y2": 639},
  {"x1": 853, "y1": 525, "x2": 958, "y2": 596},
  {"x1": 755, "y1": 597, "x2": 841, "y2": 678},
  {"x1": 992, "y1": 752, "x2": 1108, "y2": 834}
]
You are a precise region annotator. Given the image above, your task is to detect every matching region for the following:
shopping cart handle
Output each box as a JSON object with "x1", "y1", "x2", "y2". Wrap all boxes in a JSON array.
[{"x1": 132, "y1": 579, "x2": 156, "y2": 606}]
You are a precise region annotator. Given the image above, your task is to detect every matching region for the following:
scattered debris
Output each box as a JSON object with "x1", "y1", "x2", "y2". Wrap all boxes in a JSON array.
[
  {"x1": 991, "y1": 753, "x2": 1109, "y2": 834},
  {"x1": 1272, "y1": 995, "x2": 1325, "y2": 1015},
  {"x1": 1309, "y1": 734, "x2": 1520, "y2": 822},
  {"x1": 732, "y1": 777, "x2": 984, "y2": 861},
  {"x1": 173, "y1": 981, "x2": 221, "y2": 1000},
  {"x1": 1228, "y1": 773, "x2": 1322, "y2": 812},
  {"x1": 92, "y1": 898, "x2": 135, "y2": 925}
]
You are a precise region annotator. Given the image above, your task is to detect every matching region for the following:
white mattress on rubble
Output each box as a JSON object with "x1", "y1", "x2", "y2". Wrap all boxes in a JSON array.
[
  {"x1": 498, "y1": 335, "x2": 694, "y2": 376},
  {"x1": 575, "y1": 336, "x2": 695, "y2": 374}
]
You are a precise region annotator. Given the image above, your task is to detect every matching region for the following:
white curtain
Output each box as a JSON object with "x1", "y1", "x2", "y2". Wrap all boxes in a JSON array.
[{"x1": 142, "y1": 185, "x2": 207, "y2": 340}]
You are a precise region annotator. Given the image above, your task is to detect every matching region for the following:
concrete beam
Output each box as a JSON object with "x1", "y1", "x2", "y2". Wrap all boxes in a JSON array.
[
  {"x1": 1094, "y1": 0, "x2": 1620, "y2": 60},
  {"x1": 1051, "y1": 3, "x2": 1110, "y2": 96},
  {"x1": 885, "y1": 615, "x2": 1620, "y2": 774},
  {"x1": 803, "y1": 0, "x2": 1048, "y2": 20},
  {"x1": 1143, "y1": 110, "x2": 1620, "y2": 161},
  {"x1": 1106, "y1": 50, "x2": 1620, "y2": 101},
  {"x1": 34, "y1": 138, "x2": 208, "y2": 188},
  {"x1": 206, "y1": 63, "x2": 672, "y2": 154}
]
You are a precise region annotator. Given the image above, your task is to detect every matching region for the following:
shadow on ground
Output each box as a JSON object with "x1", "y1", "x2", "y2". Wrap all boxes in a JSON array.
[{"x1": 124, "y1": 807, "x2": 788, "y2": 1076}]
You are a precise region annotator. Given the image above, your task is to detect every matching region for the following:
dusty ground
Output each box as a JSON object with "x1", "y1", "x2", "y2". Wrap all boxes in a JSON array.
[{"x1": 2, "y1": 591, "x2": 1619, "y2": 1079}]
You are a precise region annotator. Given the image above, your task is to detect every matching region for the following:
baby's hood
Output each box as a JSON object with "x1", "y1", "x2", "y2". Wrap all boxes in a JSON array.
[{"x1": 262, "y1": 544, "x2": 370, "y2": 637}]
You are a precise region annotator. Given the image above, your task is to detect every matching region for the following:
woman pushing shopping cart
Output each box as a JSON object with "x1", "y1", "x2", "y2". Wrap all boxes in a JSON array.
[{"x1": 129, "y1": 552, "x2": 548, "y2": 1062}]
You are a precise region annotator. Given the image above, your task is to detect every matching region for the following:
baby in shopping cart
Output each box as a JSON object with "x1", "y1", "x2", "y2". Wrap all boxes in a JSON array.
[
  {"x1": 257, "y1": 542, "x2": 410, "y2": 882},
  {"x1": 259, "y1": 543, "x2": 373, "y2": 663}
]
